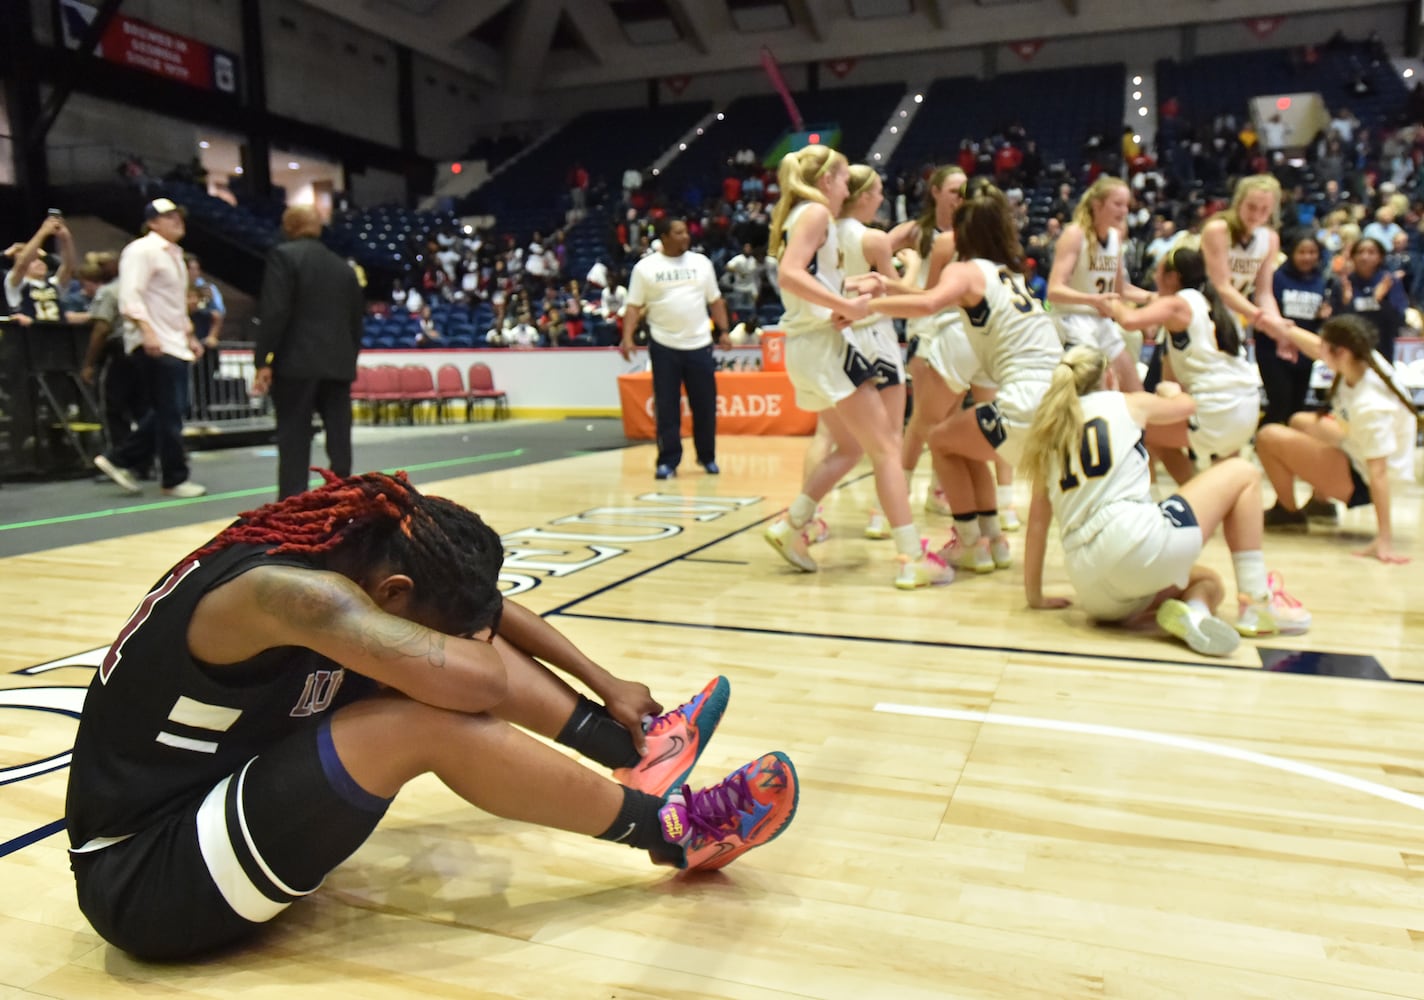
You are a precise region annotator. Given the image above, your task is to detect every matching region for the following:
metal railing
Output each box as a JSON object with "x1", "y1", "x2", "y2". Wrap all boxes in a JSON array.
[{"x1": 189, "y1": 342, "x2": 272, "y2": 427}]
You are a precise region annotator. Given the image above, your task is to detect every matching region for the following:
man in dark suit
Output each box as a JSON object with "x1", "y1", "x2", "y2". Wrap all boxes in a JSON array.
[{"x1": 251, "y1": 206, "x2": 365, "y2": 498}]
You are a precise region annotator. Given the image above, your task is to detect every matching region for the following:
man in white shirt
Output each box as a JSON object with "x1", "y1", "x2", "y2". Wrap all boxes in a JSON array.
[
  {"x1": 723, "y1": 243, "x2": 762, "y2": 320},
  {"x1": 94, "y1": 198, "x2": 207, "y2": 498},
  {"x1": 621, "y1": 218, "x2": 729, "y2": 480}
]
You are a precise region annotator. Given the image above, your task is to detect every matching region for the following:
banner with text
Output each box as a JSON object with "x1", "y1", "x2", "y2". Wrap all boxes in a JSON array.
[{"x1": 59, "y1": 0, "x2": 240, "y2": 95}]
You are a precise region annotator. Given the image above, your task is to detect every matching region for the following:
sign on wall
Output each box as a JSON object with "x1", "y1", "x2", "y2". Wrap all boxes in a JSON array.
[{"x1": 58, "y1": 0, "x2": 241, "y2": 96}]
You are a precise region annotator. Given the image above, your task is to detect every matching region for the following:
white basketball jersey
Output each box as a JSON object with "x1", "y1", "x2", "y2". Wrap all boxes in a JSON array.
[
  {"x1": 1060, "y1": 227, "x2": 1121, "y2": 316},
  {"x1": 1049, "y1": 391, "x2": 1154, "y2": 546},
  {"x1": 1164, "y1": 289, "x2": 1261, "y2": 397},
  {"x1": 837, "y1": 218, "x2": 895, "y2": 339},
  {"x1": 1333, "y1": 354, "x2": 1418, "y2": 483},
  {"x1": 778, "y1": 202, "x2": 844, "y2": 336},
  {"x1": 959, "y1": 259, "x2": 1062, "y2": 387},
  {"x1": 1226, "y1": 226, "x2": 1271, "y2": 297},
  {"x1": 904, "y1": 227, "x2": 941, "y2": 342}
]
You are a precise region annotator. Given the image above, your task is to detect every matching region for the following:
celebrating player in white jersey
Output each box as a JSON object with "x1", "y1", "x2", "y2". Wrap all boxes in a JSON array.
[
  {"x1": 864, "y1": 182, "x2": 1060, "y2": 574},
  {"x1": 1048, "y1": 176, "x2": 1153, "y2": 391},
  {"x1": 1201, "y1": 175, "x2": 1293, "y2": 355},
  {"x1": 763, "y1": 144, "x2": 950, "y2": 590},
  {"x1": 1111, "y1": 245, "x2": 1262, "y2": 483},
  {"x1": 1255, "y1": 314, "x2": 1420, "y2": 563},
  {"x1": 1019, "y1": 347, "x2": 1310, "y2": 656},
  {"x1": 836, "y1": 164, "x2": 913, "y2": 540}
]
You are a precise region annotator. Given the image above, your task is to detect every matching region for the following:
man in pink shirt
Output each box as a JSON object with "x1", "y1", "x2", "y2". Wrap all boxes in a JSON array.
[{"x1": 94, "y1": 198, "x2": 207, "y2": 498}]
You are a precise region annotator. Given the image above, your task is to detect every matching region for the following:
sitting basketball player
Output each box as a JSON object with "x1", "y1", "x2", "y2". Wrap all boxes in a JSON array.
[
  {"x1": 1019, "y1": 346, "x2": 1311, "y2": 656},
  {"x1": 65, "y1": 471, "x2": 799, "y2": 960}
]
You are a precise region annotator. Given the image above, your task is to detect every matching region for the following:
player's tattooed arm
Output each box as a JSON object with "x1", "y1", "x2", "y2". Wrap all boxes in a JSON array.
[
  {"x1": 250, "y1": 568, "x2": 449, "y2": 668},
  {"x1": 194, "y1": 565, "x2": 504, "y2": 713}
]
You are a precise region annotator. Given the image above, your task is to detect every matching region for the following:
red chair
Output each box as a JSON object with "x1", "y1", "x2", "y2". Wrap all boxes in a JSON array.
[
  {"x1": 466, "y1": 362, "x2": 509, "y2": 421},
  {"x1": 369, "y1": 365, "x2": 406, "y2": 423},
  {"x1": 400, "y1": 365, "x2": 440, "y2": 424},
  {"x1": 435, "y1": 364, "x2": 466, "y2": 421}
]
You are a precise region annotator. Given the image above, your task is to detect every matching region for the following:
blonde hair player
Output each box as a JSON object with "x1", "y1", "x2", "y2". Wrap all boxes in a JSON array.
[
  {"x1": 1020, "y1": 347, "x2": 1311, "y2": 655},
  {"x1": 864, "y1": 182, "x2": 1061, "y2": 573},
  {"x1": 1111, "y1": 245, "x2": 1262, "y2": 484},
  {"x1": 763, "y1": 144, "x2": 950, "y2": 590},
  {"x1": 1255, "y1": 314, "x2": 1420, "y2": 563},
  {"x1": 1047, "y1": 176, "x2": 1154, "y2": 391},
  {"x1": 837, "y1": 164, "x2": 929, "y2": 538},
  {"x1": 1201, "y1": 175, "x2": 1294, "y2": 357}
]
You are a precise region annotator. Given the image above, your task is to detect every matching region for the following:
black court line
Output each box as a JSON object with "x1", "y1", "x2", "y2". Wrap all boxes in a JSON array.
[
  {"x1": 553, "y1": 608, "x2": 1263, "y2": 672},
  {"x1": 0, "y1": 818, "x2": 63, "y2": 859},
  {"x1": 681, "y1": 558, "x2": 750, "y2": 565}
]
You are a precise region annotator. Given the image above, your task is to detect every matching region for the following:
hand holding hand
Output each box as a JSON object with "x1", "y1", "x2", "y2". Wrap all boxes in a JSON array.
[{"x1": 1155, "y1": 380, "x2": 1183, "y2": 398}]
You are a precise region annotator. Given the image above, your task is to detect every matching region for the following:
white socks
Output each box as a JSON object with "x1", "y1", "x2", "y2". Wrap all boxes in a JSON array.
[
  {"x1": 788, "y1": 494, "x2": 818, "y2": 528},
  {"x1": 890, "y1": 524, "x2": 921, "y2": 560},
  {"x1": 997, "y1": 484, "x2": 1015, "y2": 510},
  {"x1": 1232, "y1": 551, "x2": 1268, "y2": 601}
]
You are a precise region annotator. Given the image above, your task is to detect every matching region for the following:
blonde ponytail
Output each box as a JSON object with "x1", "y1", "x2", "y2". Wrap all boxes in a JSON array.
[
  {"x1": 1019, "y1": 346, "x2": 1108, "y2": 487},
  {"x1": 769, "y1": 145, "x2": 845, "y2": 258}
]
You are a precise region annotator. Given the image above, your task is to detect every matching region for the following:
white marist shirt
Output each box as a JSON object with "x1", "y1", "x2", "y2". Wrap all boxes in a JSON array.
[
  {"x1": 835, "y1": 217, "x2": 896, "y2": 340},
  {"x1": 626, "y1": 250, "x2": 720, "y2": 350},
  {"x1": 119, "y1": 230, "x2": 192, "y2": 360},
  {"x1": 1226, "y1": 225, "x2": 1272, "y2": 297},
  {"x1": 1164, "y1": 289, "x2": 1261, "y2": 399},
  {"x1": 777, "y1": 202, "x2": 844, "y2": 336},
  {"x1": 1332, "y1": 355, "x2": 1418, "y2": 483}
]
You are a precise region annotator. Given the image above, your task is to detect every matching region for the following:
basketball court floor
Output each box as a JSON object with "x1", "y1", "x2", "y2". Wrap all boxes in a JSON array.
[{"x1": 1, "y1": 429, "x2": 1421, "y2": 999}]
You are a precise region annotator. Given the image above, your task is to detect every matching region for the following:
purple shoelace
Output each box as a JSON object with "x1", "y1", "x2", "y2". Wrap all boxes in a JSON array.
[{"x1": 676, "y1": 770, "x2": 753, "y2": 842}]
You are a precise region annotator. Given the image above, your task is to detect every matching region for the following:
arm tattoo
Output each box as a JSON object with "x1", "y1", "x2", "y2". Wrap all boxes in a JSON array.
[{"x1": 255, "y1": 569, "x2": 448, "y2": 669}]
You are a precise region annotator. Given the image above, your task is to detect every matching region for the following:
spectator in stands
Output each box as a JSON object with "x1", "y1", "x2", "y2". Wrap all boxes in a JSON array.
[
  {"x1": 187, "y1": 254, "x2": 225, "y2": 421},
  {"x1": 93, "y1": 198, "x2": 206, "y2": 498},
  {"x1": 78, "y1": 252, "x2": 148, "y2": 461},
  {"x1": 723, "y1": 242, "x2": 762, "y2": 323},
  {"x1": 1261, "y1": 114, "x2": 1288, "y2": 151},
  {"x1": 4, "y1": 214, "x2": 77, "y2": 323},
  {"x1": 1334, "y1": 236, "x2": 1408, "y2": 362},
  {"x1": 505, "y1": 310, "x2": 541, "y2": 348},
  {"x1": 1363, "y1": 205, "x2": 1405, "y2": 250},
  {"x1": 415, "y1": 305, "x2": 443, "y2": 348},
  {"x1": 250, "y1": 205, "x2": 365, "y2": 500}
]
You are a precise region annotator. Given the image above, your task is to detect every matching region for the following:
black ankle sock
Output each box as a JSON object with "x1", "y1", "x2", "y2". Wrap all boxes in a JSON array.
[
  {"x1": 555, "y1": 695, "x2": 641, "y2": 769},
  {"x1": 952, "y1": 512, "x2": 976, "y2": 524},
  {"x1": 596, "y1": 785, "x2": 684, "y2": 865}
]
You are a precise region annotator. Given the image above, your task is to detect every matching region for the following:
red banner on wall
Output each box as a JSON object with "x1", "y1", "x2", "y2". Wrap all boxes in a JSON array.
[
  {"x1": 1245, "y1": 16, "x2": 1284, "y2": 40},
  {"x1": 1008, "y1": 40, "x2": 1044, "y2": 62},
  {"x1": 59, "y1": 0, "x2": 240, "y2": 94}
]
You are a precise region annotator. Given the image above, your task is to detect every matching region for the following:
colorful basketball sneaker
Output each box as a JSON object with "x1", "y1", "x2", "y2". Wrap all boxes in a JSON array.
[
  {"x1": 938, "y1": 528, "x2": 994, "y2": 574},
  {"x1": 765, "y1": 515, "x2": 819, "y2": 572},
  {"x1": 894, "y1": 542, "x2": 954, "y2": 589},
  {"x1": 1235, "y1": 572, "x2": 1312, "y2": 637},
  {"x1": 1156, "y1": 598, "x2": 1241, "y2": 657},
  {"x1": 657, "y1": 751, "x2": 800, "y2": 872},
  {"x1": 613, "y1": 677, "x2": 730, "y2": 798}
]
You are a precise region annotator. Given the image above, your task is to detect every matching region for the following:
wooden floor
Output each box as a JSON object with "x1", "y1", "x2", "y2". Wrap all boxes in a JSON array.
[{"x1": 2, "y1": 434, "x2": 1423, "y2": 999}]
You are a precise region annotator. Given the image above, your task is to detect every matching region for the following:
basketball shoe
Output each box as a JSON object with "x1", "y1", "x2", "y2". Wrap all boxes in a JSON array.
[
  {"x1": 765, "y1": 515, "x2": 819, "y2": 572},
  {"x1": 614, "y1": 677, "x2": 730, "y2": 798},
  {"x1": 864, "y1": 509, "x2": 891, "y2": 540},
  {"x1": 1156, "y1": 599, "x2": 1241, "y2": 657},
  {"x1": 924, "y1": 488, "x2": 953, "y2": 516},
  {"x1": 938, "y1": 528, "x2": 994, "y2": 574},
  {"x1": 657, "y1": 751, "x2": 800, "y2": 871},
  {"x1": 1235, "y1": 572, "x2": 1312, "y2": 637},
  {"x1": 1000, "y1": 507, "x2": 1022, "y2": 532},
  {"x1": 894, "y1": 541, "x2": 954, "y2": 589},
  {"x1": 988, "y1": 534, "x2": 1012, "y2": 570}
]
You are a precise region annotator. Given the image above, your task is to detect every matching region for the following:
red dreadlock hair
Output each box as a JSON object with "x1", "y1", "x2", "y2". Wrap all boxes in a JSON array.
[{"x1": 193, "y1": 470, "x2": 506, "y2": 636}]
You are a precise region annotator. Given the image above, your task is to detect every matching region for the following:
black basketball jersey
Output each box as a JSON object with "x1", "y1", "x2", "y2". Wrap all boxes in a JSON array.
[
  {"x1": 16, "y1": 277, "x2": 62, "y2": 322},
  {"x1": 66, "y1": 543, "x2": 378, "y2": 850}
]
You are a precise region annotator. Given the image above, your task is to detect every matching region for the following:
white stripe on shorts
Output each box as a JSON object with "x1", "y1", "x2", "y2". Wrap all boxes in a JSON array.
[{"x1": 196, "y1": 764, "x2": 310, "y2": 922}]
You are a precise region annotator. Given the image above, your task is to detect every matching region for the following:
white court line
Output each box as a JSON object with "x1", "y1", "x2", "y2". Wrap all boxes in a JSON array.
[{"x1": 875, "y1": 703, "x2": 1424, "y2": 814}]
